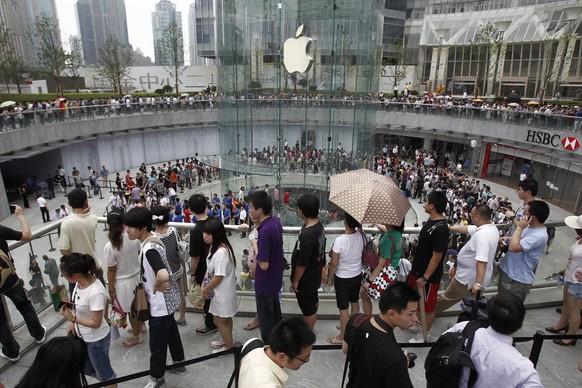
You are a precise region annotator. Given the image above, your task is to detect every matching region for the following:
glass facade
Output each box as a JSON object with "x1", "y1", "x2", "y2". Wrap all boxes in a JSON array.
[
  {"x1": 409, "y1": 0, "x2": 582, "y2": 98},
  {"x1": 215, "y1": 0, "x2": 383, "y2": 213}
]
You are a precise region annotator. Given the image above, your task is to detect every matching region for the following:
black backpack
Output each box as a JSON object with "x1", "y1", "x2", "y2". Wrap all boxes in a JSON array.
[
  {"x1": 424, "y1": 320, "x2": 486, "y2": 388},
  {"x1": 0, "y1": 249, "x2": 19, "y2": 294}
]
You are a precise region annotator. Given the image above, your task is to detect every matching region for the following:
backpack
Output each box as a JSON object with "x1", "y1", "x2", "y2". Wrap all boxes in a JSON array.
[
  {"x1": 0, "y1": 249, "x2": 19, "y2": 294},
  {"x1": 341, "y1": 313, "x2": 373, "y2": 388},
  {"x1": 424, "y1": 320, "x2": 486, "y2": 388}
]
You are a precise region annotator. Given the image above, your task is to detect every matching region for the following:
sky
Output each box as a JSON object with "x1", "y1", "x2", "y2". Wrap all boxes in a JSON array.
[{"x1": 56, "y1": 0, "x2": 192, "y2": 61}]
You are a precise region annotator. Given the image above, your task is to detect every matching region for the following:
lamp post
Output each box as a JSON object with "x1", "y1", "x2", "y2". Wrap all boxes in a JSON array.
[
  {"x1": 493, "y1": 21, "x2": 511, "y2": 97},
  {"x1": 434, "y1": 28, "x2": 449, "y2": 94}
]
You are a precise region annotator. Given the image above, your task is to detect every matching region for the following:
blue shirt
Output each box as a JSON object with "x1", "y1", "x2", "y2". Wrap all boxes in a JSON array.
[{"x1": 500, "y1": 226, "x2": 548, "y2": 284}]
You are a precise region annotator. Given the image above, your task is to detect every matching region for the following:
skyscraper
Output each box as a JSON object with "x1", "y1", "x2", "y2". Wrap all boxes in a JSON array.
[
  {"x1": 188, "y1": 0, "x2": 216, "y2": 66},
  {"x1": 75, "y1": 0, "x2": 131, "y2": 66},
  {"x1": 152, "y1": 0, "x2": 182, "y2": 66},
  {"x1": 0, "y1": 0, "x2": 59, "y2": 66}
]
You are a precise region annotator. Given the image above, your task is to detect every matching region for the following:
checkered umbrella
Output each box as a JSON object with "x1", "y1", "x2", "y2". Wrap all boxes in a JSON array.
[{"x1": 329, "y1": 168, "x2": 411, "y2": 226}]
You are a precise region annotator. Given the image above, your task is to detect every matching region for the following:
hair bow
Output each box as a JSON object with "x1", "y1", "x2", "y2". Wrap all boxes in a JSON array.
[{"x1": 152, "y1": 215, "x2": 163, "y2": 221}]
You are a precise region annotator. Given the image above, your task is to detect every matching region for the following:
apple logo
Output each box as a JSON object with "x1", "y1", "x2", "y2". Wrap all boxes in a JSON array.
[{"x1": 283, "y1": 25, "x2": 313, "y2": 74}]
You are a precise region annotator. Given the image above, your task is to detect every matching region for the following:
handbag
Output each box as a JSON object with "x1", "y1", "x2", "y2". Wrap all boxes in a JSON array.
[
  {"x1": 189, "y1": 282, "x2": 204, "y2": 309},
  {"x1": 366, "y1": 265, "x2": 398, "y2": 300},
  {"x1": 365, "y1": 233, "x2": 397, "y2": 300},
  {"x1": 173, "y1": 228, "x2": 190, "y2": 263},
  {"x1": 130, "y1": 241, "x2": 152, "y2": 322},
  {"x1": 360, "y1": 231, "x2": 379, "y2": 269}
]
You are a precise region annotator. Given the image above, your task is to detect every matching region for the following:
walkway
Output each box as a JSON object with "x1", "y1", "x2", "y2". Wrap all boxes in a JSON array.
[{"x1": 0, "y1": 171, "x2": 580, "y2": 387}]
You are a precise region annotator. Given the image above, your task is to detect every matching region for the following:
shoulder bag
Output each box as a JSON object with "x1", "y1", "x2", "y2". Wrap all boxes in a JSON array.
[
  {"x1": 360, "y1": 231, "x2": 379, "y2": 269},
  {"x1": 366, "y1": 233, "x2": 398, "y2": 300}
]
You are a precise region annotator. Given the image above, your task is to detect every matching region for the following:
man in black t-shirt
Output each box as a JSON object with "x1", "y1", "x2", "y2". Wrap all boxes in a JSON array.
[
  {"x1": 408, "y1": 191, "x2": 449, "y2": 343},
  {"x1": 291, "y1": 195, "x2": 326, "y2": 330},
  {"x1": 188, "y1": 194, "x2": 218, "y2": 335},
  {"x1": 0, "y1": 205, "x2": 46, "y2": 362},
  {"x1": 343, "y1": 282, "x2": 419, "y2": 388}
]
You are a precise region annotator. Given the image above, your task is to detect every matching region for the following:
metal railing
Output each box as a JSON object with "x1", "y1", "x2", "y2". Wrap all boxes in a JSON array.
[{"x1": 1, "y1": 100, "x2": 580, "y2": 134}]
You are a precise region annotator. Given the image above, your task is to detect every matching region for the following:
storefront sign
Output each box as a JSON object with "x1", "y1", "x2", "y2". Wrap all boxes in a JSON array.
[{"x1": 525, "y1": 130, "x2": 580, "y2": 152}]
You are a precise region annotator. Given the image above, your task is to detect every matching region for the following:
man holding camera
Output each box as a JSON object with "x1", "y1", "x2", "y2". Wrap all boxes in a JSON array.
[
  {"x1": 0, "y1": 205, "x2": 46, "y2": 362},
  {"x1": 342, "y1": 282, "x2": 419, "y2": 388}
]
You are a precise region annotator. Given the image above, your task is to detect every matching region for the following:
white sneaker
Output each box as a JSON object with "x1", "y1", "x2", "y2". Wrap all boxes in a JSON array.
[
  {"x1": 210, "y1": 340, "x2": 225, "y2": 349},
  {"x1": 143, "y1": 377, "x2": 165, "y2": 388},
  {"x1": 0, "y1": 350, "x2": 20, "y2": 362},
  {"x1": 408, "y1": 332, "x2": 433, "y2": 343},
  {"x1": 211, "y1": 346, "x2": 228, "y2": 354},
  {"x1": 35, "y1": 325, "x2": 47, "y2": 344}
]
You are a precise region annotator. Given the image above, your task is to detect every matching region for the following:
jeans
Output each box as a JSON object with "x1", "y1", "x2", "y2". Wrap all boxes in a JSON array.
[
  {"x1": 255, "y1": 291, "x2": 282, "y2": 344},
  {"x1": 149, "y1": 315, "x2": 185, "y2": 379},
  {"x1": 0, "y1": 279, "x2": 44, "y2": 358},
  {"x1": 84, "y1": 332, "x2": 116, "y2": 381}
]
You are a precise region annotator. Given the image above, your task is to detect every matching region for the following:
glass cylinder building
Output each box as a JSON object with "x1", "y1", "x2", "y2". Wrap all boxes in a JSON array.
[{"x1": 214, "y1": 0, "x2": 384, "y2": 214}]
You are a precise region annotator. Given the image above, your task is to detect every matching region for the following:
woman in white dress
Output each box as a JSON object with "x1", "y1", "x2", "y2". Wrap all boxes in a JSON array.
[
  {"x1": 201, "y1": 218, "x2": 238, "y2": 353},
  {"x1": 103, "y1": 210, "x2": 142, "y2": 347}
]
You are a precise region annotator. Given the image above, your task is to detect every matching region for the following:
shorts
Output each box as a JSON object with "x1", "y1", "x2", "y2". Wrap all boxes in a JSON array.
[
  {"x1": 407, "y1": 272, "x2": 438, "y2": 313},
  {"x1": 566, "y1": 281, "x2": 582, "y2": 298},
  {"x1": 295, "y1": 291, "x2": 319, "y2": 316},
  {"x1": 334, "y1": 274, "x2": 362, "y2": 310}
]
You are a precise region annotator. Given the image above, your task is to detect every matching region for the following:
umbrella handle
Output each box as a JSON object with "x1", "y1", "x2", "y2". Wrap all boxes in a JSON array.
[{"x1": 417, "y1": 284, "x2": 428, "y2": 341}]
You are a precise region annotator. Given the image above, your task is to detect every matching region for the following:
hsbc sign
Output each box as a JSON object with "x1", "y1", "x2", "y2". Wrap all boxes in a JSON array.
[
  {"x1": 525, "y1": 130, "x2": 581, "y2": 152},
  {"x1": 562, "y1": 136, "x2": 581, "y2": 151}
]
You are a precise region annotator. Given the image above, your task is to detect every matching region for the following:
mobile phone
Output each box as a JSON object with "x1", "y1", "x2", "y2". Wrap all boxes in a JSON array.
[{"x1": 58, "y1": 301, "x2": 75, "y2": 309}]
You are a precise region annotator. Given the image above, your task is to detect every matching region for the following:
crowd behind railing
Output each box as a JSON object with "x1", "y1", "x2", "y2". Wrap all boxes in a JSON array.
[{"x1": 1, "y1": 92, "x2": 581, "y2": 133}]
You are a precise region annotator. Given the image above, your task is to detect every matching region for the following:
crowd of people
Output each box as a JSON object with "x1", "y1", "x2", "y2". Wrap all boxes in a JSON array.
[
  {"x1": 2, "y1": 142, "x2": 582, "y2": 387},
  {"x1": 1, "y1": 90, "x2": 581, "y2": 132}
]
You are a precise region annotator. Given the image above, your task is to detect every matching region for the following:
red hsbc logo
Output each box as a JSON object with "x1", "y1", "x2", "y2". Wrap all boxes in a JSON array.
[{"x1": 562, "y1": 136, "x2": 581, "y2": 151}]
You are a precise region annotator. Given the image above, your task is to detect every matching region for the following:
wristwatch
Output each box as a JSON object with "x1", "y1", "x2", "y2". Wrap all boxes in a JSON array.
[{"x1": 421, "y1": 275, "x2": 429, "y2": 282}]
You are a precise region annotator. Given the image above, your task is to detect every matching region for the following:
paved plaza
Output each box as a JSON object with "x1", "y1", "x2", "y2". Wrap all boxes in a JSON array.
[{"x1": 0, "y1": 171, "x2": 581, "y2": 387}]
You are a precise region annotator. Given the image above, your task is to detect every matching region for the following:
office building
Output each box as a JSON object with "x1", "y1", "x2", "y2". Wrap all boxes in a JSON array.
[
  {"x1": 152, "y1": 0, "x2": 183, "y2": 66},
  {"x1": 188, "y1": 0, "x2": 217, "y2": 66},
  {"x1": 75, "y1": 0, "x2": 131, "y2": 66}
]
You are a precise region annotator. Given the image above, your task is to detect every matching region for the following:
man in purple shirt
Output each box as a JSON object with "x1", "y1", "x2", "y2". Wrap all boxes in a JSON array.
[{"x1": 247, "y1": 190, "x2": 284, "y2": 344}]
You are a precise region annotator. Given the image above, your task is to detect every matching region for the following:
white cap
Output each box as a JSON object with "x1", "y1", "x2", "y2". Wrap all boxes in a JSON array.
[{"x1": 564, "y1": 215, "x2": 582, "y2": 229}]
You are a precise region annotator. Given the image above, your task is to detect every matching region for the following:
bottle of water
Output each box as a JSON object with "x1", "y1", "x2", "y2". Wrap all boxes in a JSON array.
[{"x1": 556, "y1": 275, "x2": 564, "y2": 288}]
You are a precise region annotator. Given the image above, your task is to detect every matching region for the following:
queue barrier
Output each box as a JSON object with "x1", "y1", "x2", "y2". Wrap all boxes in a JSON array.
[{"x1": 86, "y1": 332, "x2": 582, "y2": 387}]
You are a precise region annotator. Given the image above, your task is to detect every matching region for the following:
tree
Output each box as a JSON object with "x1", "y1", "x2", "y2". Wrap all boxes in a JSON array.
[
  {"x1": 32, "y1": 13, "x2": 69, "y2": 96},
  {"x1": 297, "y1": 78, "x2": 308, "y2": 90},
  {"x1": 66, "y1": 42, "x2": 84, "y2": 93},
  {"x1": 248, "y1": 80, "x2": 262, "y2": 90},
  {"x1": 470, "y1": 22, "x2": 501, "y2": 97},
  {"x1": 96, "y1": 35, "x2": 133, "y2": 95},
  {"x1": 159, "y1": 22, "x2": 186, "y2": 94},
  {"x1": 381, "y1": 38, "x2": 407, "y2": 92},
  {"x1": 322, "y1": 28, "x2": 356, "y2": 92},
  {"x1": 0, "y1": 26, "x2": 28, "y2": 93}
]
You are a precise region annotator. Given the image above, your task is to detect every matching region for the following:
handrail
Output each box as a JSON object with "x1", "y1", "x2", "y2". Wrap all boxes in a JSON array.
[{"x1": 1, "y1": 100, "x2": 580, "y2": 134}]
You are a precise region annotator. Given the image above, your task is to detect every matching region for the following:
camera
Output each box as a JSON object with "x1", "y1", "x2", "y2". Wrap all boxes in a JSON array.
[{"x1": 407, "y1": 352, "x2": 417, "y2": 368}]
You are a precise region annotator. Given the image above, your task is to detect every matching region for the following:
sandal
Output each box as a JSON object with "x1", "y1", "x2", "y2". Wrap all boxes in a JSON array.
[
  {"x1": 326, "y1": 336, "x2": 343, "y2": 345},
  {"x1": 243, "y1": 320, "x2": 259, "y2": 331},
  {"x1": 122, "y1": 334, "x2": 144, "y2": 348},
  {"x1": 175, "y1": 319, "x2": 188, "y2": 326}
]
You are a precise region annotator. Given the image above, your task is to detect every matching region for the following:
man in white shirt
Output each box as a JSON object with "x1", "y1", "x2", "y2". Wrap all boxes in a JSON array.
[
  {"x1": 445, "y1": 292, "x2": 542, "y2": 388},
  {"x1": 436, "y1": 204, "x2": 499, "y2": 314},
  {"x1": 239, "y1": 317, "x2": 315, "y2": 388},
  {"x1": 36, "y1": 193, "x2": 50, "y2": 223}
]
